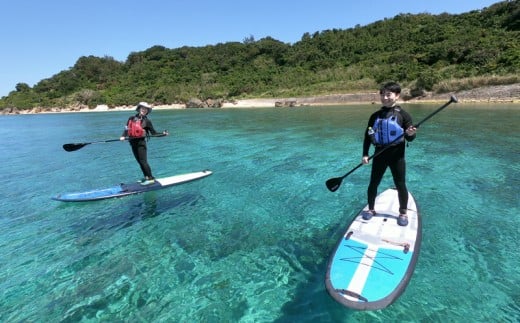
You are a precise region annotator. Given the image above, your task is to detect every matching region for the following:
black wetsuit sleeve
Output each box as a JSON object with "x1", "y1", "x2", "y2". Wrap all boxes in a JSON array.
[
  {"x1": 121, "y1": 116, "x2": 132, "y2": 137},
  {"x1": 363, "y1": 113, "x2": 378, "y2": 156},
  {"x1": 400, "y1": 110, "x2": 416, "y2": 142},
  {"x1": 144, "y1": 118, "x2": 159, "y2": 135}
]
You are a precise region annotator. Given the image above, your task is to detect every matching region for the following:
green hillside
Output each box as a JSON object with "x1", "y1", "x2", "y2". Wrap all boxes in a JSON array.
[{"x1": 2, "y1": 0, "x2": 519, "y2": 109}]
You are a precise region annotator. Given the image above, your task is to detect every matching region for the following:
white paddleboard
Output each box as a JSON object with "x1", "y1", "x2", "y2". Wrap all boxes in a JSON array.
[
  {"x1": 52, "y1": 170, "x2": 212, "y2": 202},
  {"x1": 325, "y1": 188, "x2": 421, "y2": 310}
]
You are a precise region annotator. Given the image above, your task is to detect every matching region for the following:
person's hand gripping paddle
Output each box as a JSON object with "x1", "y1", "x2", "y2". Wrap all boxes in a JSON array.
[{"x1": 326, "y1": 95, "x2": 458, "y2": 192}]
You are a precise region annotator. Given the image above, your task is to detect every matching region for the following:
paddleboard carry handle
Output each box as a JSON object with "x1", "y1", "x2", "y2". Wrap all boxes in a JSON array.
[{"x1": 336, "y1": 289, "x2": 369, "y2": 302}]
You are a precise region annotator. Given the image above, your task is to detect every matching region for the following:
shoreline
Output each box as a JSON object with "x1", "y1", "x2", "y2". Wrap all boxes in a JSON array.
[{"x1": 2, "y1": 83, "x2": 520, "y2": 115}]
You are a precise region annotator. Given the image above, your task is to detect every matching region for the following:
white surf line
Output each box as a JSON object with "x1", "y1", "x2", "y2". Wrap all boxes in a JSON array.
[{"x1": 344, "y1": 243, "x2": 378, "y2": 300}]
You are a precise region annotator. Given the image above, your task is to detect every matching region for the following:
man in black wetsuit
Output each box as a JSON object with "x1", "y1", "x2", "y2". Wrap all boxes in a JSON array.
[
  {"x1": 361, "y1": 82, "x2": 417, "y2": 226},
  {"x1": 120, "y1": 102, "x2": 168, "y2": 185}
]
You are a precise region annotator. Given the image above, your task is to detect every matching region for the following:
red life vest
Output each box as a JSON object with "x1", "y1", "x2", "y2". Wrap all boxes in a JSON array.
[{"x1": 127, "y1": 117, "x2": 145, "y2": 138}]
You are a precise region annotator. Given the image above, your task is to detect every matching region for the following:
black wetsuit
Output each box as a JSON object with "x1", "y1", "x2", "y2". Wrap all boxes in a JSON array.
[
  {"x1": 362, "y1": 106, "x2": 416, "y2": 214},
  {"x1": 122, "y1": 114, "x2": 159, "y2": 179}
]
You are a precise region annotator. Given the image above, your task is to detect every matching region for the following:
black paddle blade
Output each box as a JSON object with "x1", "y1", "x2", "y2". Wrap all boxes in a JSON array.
[
  {"x1": 326, "y1": 177, "x2": 342, "y2": 192},
  {"x1": 63, "y1": 143, "x2": 89, "y2": 152}
]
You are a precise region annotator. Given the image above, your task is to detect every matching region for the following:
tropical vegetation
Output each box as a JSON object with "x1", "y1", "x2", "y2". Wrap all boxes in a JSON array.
[{"x1": 1, "y1": 0, "x2": 519, "y2": 110}]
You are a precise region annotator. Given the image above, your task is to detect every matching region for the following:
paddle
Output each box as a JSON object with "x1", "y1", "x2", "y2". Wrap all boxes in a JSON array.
[
  {"x1": 325, "y1": 95, "x2": 458, "y2": 192},
  {"x1": 63, "y1": 133, "x2": 168, "y2": 152}
]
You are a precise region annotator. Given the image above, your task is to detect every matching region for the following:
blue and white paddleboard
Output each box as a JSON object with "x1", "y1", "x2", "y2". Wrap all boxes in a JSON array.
[
  {"x1": 52, "y1": 170, "x2": 212, "y2": 202},
  {"x1": 325, "y1": 188, "x2": 421, "y2": 310}
]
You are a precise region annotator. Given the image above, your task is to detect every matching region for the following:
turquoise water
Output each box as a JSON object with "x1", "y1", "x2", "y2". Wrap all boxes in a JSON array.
[{"x1": 1, "y1": 104, "x2": 518, "y2": 322}]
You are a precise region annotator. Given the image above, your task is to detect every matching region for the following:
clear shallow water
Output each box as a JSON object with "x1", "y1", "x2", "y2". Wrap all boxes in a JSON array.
[{"x1": 0, "y1": 104, "x2": 518, "y2": 322}]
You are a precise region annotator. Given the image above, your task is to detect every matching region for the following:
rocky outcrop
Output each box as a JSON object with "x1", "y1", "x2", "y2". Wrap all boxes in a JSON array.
[
  {"x1": 186, "y1": 98, "x2": 223, "y2": 108},
  {"x1": 409, "y1": 84, "x2": 520, "y2": 103},
  {"x1": 1, "y1": 107, "x2": 20, "y2": 115},
  {"x1": 275, "y1": 99, "x2": 297, "y2": 107}
]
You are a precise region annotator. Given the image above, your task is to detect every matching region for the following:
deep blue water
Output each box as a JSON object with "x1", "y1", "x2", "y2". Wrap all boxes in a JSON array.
[{"x1": 1, "y1": 104, "x2": 519, "y2": 322}]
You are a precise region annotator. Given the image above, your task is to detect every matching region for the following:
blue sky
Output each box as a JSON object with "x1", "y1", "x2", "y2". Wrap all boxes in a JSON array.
[{"x1": 0, "y1": 0, "x2": 501, "y2": 97}]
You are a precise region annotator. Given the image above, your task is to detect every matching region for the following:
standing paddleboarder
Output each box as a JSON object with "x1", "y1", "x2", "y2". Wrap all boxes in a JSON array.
[
  {"x1": 120, "y1": 102, "x2": 168, "y2": 185},
  {"x1": 361, "y1": 82, "x2": 417, "y2": 226}
]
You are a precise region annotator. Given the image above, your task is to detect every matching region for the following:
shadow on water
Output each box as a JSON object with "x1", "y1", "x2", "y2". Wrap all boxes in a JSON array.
[
  {"x1": 64, "y1": 192, "x2": 203, "y2": 242},
  {"x1": 271, "y1": 209, "x2": 361, "y2": 323},
  {"x1": 38, "y1": 191, "x2": 206, "y2": 322}
]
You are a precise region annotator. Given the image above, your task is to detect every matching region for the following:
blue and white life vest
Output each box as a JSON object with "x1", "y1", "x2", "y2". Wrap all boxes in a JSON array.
[{"x1": 372, "y1": 109, "x2": 404, "y2": 146}]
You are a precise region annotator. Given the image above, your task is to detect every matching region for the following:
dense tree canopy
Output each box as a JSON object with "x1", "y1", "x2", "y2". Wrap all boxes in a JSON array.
[{"x1": 1, "y1": 0, "x2": 519, "y2": 109}]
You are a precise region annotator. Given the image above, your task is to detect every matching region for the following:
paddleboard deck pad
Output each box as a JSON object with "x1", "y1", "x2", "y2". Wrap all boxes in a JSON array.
[
  {"x1": 325, "y1": 188, "x2": 421, "y2": 310},
  {"x1": 52, "y1": 170, "x2": 212, "y2": 202}
]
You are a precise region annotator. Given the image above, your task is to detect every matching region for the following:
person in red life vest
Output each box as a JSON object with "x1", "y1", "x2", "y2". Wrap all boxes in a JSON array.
[
  {"x1": 120, "y1": 102, "x2": 168, "y2": 185},
  {"x1": 361, "y1": 82, "x2": 417, "y2": 226}
]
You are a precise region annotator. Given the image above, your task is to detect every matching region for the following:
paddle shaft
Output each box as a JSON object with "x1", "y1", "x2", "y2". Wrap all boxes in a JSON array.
[
  {"x1": 326, "y1": 95, "x2": 457, "y2": 191},
  {"x1": 414, "y1": 95, "x2": 458, "y2": 128},
  {"x1": 88, "y1": 139, "x2": 121, "y2": 145},
  {"x1": 63, "y1": 133, "x2": 167, "y2": 152}
]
